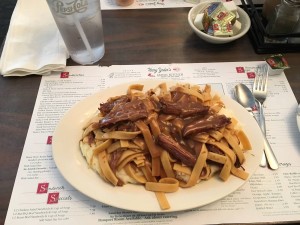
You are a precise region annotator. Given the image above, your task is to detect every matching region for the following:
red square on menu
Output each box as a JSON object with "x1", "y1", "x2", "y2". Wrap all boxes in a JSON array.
[
  {"x1": 47, "y1": 193, "x2": 59, "y2": 204},
  {"x1": 37, "y1": 183, "x2": 49, "y2": 194},
  {"x1": 60, "y1": 72, "x2": 69, "y2": 78},
  {"x1": 247, "y1": 72, "x2": 256, "y2": 79},
  {"x1": 47, "y1": 136, "x2": 52, "y2": 145},
  {"x1": 236, "y1": 67, "x2": 245, "y2": 73}
]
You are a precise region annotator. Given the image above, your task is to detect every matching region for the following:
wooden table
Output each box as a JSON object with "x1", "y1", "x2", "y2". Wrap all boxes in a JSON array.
[{"x1": 0, "y1": 2, "x2": 299, "y2": 224}]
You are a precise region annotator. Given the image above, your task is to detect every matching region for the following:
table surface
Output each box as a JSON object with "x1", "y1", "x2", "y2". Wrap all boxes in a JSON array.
[{"x1": 0, "y1": 1, "x2": 300, "y2": 224}]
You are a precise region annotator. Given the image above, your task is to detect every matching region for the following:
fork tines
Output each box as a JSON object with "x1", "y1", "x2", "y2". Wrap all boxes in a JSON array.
[{"x1": 254, "y1": 64, "x2": 268, "y2": 93}]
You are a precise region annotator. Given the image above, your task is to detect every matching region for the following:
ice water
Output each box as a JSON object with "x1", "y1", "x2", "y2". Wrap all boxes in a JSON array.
[{"x1": 47, "y1": 0, "x2": 105, "y2": 65}]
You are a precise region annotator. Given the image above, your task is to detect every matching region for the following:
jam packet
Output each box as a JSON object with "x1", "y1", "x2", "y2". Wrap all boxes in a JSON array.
[
  {"x1": 212, "y1": 21, "x2": 233, "y2": 37},
  {"x1": 265, "y1": 54, "x2": 289, "y2": 75}
]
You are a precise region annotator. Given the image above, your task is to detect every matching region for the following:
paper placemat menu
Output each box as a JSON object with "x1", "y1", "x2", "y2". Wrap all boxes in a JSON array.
[
  {"x1": 100, "y1": 1, "x2": 263, "y2": 9},
  {"x1": 100, "y1": 0, "x2": 244, "y2": 10},
  {"x1": 5, "y1": 62, "x2": 300, "y2": 225},
  {"x1": 101, "y1": 0, "x2": 196, "y2": 10}
]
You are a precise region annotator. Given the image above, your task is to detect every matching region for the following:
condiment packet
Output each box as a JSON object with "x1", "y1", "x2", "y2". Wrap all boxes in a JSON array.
[
  {"x1": 202, "y1": 11, "x2": 211, "y2": 32},
  {"x1": 194, "y1": 13, "x2": 205, "y2": 30},
  {"x1": 223, "y1": 1, "x2": 238, "y2": 15},
  {"x1": 211, "y1": 4, "x2": 235, "y2": 24},
  {"x1": 195, "y1": 1, "x2": 237, "y2": 37},
  {"x1": 232, "y1": 20, "x2": 241, "y2": 35},
  {"x1": 207, "y1": 2, "x2": 221, "y2": 16},
  {"x1": 265, "y1": 54, "x2": 289, "y2": 75},
  {"x1": 212, "y1": 21, "x2": 233, "y2": 37}
]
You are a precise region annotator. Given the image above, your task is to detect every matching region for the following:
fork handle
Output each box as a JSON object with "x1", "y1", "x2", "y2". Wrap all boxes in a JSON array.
[
  {"x1": 255, "y1": 100, "x2": 267, "y2": 167},
  {"x1": 263, "y1": 133, "x2": 279, "y2": 170},
  {"x1": 249, "y1": 109, "x2": 278, "y2": 170},
  {"x1": 256, "y1": 101, "x2": 279, "y2": 169},
  {"x1": 256, "y1": 100, "x2": 266, "y2": 134}
]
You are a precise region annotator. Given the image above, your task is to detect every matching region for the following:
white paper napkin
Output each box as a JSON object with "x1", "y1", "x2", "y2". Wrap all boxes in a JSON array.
[{"x1": 0, "y1": 0, "x2": 68, "y2": 77}]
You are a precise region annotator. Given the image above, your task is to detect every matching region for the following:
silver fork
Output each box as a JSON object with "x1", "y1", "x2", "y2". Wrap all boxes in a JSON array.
[
  {"x1": 253, "y1": 64, "x2": 268, "y2": 135},
  {"x1": 253, "y1": 64, "x2": 279, "y2": 170}
]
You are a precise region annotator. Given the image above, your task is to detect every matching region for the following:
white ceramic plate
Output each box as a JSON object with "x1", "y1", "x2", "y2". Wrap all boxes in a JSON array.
[{"x1": 52, "y1": 80, "x2": 264, "y2": 212}]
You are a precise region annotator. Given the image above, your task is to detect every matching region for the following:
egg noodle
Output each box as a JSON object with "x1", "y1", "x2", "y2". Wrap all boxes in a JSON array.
[{"x1": 79, "y1": 82, "x2": 252, "y2": 210}]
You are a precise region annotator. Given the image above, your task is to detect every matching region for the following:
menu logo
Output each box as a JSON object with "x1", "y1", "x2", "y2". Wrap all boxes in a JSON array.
[
  {"x1": 60, "y1": 72, "x2": 69, "y2": 78},
  {"x1": 47, "y1": 193, "x2": 60, "y2": 204},
  {"x1": 236, "y1": 67, "x2": 245, "y2": 73},
  {"x1": 47, "y1": 136, "x2": 53, "y2": 145},
  {"x1": 37, "y1": 183, "x2": 49, "y2": 194},
  {"x1": 54, "y1": 0, "x2": 88, "y2": 15},
  {"x1": 247, "y1": 72, "x2": 256, "y2": 79}
]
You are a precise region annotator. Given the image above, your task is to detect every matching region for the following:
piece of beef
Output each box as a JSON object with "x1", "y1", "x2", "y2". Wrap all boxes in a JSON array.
[
  {"x1": 99, "y1": 95, "x2": 129, "y2": 115},
  {"x1": 160, "y1": 98, "x2": 209, "y2": 118},
  {"x1": 157, "y1": 133, "x2": 197, "y2": 167},
  {"x1": 99, "y1": 99, "x2": 148, "y2": 128},
  {"x1": 183, "y1": 115, "x2": 231, "y2": 137}
]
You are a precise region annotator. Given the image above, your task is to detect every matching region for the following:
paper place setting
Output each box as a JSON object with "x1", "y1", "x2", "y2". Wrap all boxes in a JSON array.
[{"x1": 4, "y1": 61, "x2": 300, "y2": 225}]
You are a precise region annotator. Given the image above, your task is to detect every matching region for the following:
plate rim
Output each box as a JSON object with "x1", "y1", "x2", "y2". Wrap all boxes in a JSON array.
[{"x1": 52, "y1": 79, "x2": 264, "y2": 212}]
